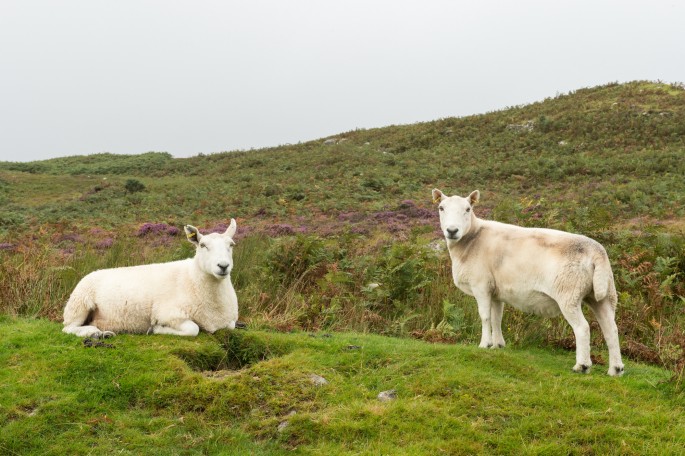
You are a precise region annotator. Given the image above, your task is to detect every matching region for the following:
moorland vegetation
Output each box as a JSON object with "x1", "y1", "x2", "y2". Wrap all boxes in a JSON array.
[{"x1": 1, "y1": 80, "x2": 684, "y2": 453}]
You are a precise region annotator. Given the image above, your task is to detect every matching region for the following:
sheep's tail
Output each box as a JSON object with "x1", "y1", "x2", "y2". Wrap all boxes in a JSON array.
[
  {"x1": 63, "y1": 280, "x2": 96, "y2": 326},
  {"x1": 592, "y1": 253, "x2": 617, "y2": 306}
]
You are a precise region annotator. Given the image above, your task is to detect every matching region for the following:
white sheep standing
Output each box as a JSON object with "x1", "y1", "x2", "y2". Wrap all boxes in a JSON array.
[
  {"x1": 63, "y1": 220, "x2": 239, "y2": 338},
  {"x1": 432, "y1": 189, "x2": 624, "y2": 376}
]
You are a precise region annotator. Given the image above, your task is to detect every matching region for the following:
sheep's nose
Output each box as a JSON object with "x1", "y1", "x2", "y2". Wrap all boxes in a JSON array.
[
  {"x1": 446, "y1": 228, "x2": 459, "y2": 238},
  {"x1": 217, "y1": 263, "x2": 230, "y2": 273}
]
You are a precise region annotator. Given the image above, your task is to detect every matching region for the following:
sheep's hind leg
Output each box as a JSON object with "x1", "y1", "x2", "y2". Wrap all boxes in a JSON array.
[
  {"x1": 559, "y1": 301, "x2": 592, "y2": 374},
  {"x1": 588, "y1": 299, "x2": 625, "y2": 376},
  {"x1": 149, "y1": 320, "x2": 200, "y2": 337},
  {"x1": 63, "y1": 296, "x2": 115, "y2": 338},
  {"x1": 63, "y1": 324, "x2": 116, "y2": 339}
]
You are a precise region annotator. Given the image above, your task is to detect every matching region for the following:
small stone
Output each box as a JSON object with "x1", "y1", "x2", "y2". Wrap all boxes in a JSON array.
[
  {"x1": 309, "y1": 374, "x2": 328, "y2": 386},
  {"x1": 277, "y1": 410, "x2": 297, "y2": 432},
  {"x1": 377, "y1": 389, "x2": 397, "y2": 402}
]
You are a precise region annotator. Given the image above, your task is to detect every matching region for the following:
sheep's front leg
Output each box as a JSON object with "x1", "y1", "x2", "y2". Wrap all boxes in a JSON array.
[
  {"x1": 473, "y1": 292, "x2": 494, "y2": 348},
  {"x1": 149, "y1": 320, "x2": 200, "y2": 337},
  {"x1": 490, "y1": 300, "x2": 506, "y2": 348}
]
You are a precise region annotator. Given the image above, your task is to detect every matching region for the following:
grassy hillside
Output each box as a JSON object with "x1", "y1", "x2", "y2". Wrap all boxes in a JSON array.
[
  {"x1": 2, "y1": 81, "x2": 684, "y2": 228},
  {"x1": 1, "y1": 317, "x2": 683, "y2": 455},
  {"x1": 1, "y1": 80, "x2": 684, "y2": 384}
]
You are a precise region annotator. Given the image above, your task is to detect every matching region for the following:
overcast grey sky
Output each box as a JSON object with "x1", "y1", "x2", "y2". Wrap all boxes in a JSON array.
[{"x1": 1, "y1": 1, "x2": 683, "y2": 162}]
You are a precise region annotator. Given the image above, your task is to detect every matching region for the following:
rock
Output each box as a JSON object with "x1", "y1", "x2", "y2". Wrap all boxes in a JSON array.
[
  {"x1": 323, "y1": 138, "x2": 337, "y2": 145},
  {"x1": 277, "y1": 421, "x2": 289, "y2": 432},
  {"x1": 377, "y1": 389, "x2": 397, "y2": 402},
  {"x1": 277, "y1": 410, "x2": 297, "y2": 432},
  {"x1": 309, "y1": 374, "x2": 328, "y2": 386}
]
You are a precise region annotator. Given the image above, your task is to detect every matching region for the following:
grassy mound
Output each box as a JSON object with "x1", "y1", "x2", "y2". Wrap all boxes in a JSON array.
[{"x1": 1, "y1": 318, "x2": 682, "y2": 455}]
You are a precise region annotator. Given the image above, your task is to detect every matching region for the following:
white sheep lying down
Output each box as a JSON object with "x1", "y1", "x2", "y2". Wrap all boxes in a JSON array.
[
  {"x1": 63, "y1": 220, "x2": 239, "y2": 338},
  {"x1": 432, "y1": 189, "x2": 624, "y2": 376}
]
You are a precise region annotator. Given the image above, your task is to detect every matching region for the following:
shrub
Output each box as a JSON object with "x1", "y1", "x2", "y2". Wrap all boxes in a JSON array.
[
  {"x1": 265, "y1": 235, "x2": 338, "y2": 289},
  {"x1": 124, "y1": 179, "x2": 146, "y2": 193}
]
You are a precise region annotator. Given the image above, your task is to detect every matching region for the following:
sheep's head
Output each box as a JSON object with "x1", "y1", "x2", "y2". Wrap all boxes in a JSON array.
[
  {"x1": 432, "y1": 189, "x2": 479, "y2": 242},
  {"x1": 184, "y1": 219, "x2": 237, "y2": 280}
]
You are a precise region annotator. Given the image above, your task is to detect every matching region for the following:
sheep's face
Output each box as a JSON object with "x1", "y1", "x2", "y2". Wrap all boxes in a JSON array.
[
  {"x1": 185, "y1": 219, "x2": 237, "y2": 280},
  {"x1": 432, "y1": 189, "x2": 479, "y2": 242}
]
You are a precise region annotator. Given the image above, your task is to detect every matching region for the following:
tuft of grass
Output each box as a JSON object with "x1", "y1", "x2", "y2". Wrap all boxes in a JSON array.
[{"x1": 1, "y1": 318, "x2": 683, "y2": 455}]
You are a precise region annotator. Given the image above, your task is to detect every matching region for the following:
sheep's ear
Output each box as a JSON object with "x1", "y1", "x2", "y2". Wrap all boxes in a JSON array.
[
  {"x1": 184, "y1": 225, "x2": 202, "y2": 245},
  {"x1": 468, "y1": 190, "x2": 480, "y2": 206},
  {"x1": 432, "y1": 188, "x2": 446, "y2": 204},
  {"x1": 224, "y1": 218, "x2": 237, "y2": 239}
]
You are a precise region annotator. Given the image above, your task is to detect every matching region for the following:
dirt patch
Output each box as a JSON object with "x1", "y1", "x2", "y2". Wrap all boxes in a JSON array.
[{"x1": 176, "y1": 331, "x2": 291, "y2": 375}]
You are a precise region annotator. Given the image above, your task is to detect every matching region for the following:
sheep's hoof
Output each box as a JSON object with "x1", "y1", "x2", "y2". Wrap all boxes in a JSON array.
[
  {"x1": 573, "y1": 364, "x2": 591, "y2": 374},
  {"x1": 235, "y1": 321, "x2": 247, "y2": 330},
  {"x1": 92, "y1": 331, "x2": 116, "y2": 339},
  {"x1": 609, "y1": 365, "x2": 625, "y2": 376}
]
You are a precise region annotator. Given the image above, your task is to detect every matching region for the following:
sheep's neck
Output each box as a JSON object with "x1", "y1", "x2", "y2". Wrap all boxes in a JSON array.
[
  {"x1": 446, "y1": 216, "x2": 483, "y2": 264},
  {"x1": 188, "y1": 259, "x2": 231, "y2": 299}
]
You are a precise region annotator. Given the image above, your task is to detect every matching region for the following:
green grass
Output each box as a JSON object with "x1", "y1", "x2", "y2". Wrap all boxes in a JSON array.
[{"x1": 1, "y1": 317, "x2": 682, "y2": 455}]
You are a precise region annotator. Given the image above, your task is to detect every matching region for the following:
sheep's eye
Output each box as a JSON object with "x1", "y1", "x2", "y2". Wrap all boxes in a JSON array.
[
  {"x1": 466, "y1": 207, "x2": 471, "y2": 213},
  {"x1": 200, "y1": 243, "x2": 207, "y2": 249},
  {"x1": 439, "y1": 206, "x2": 444, "y2": 212}
]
